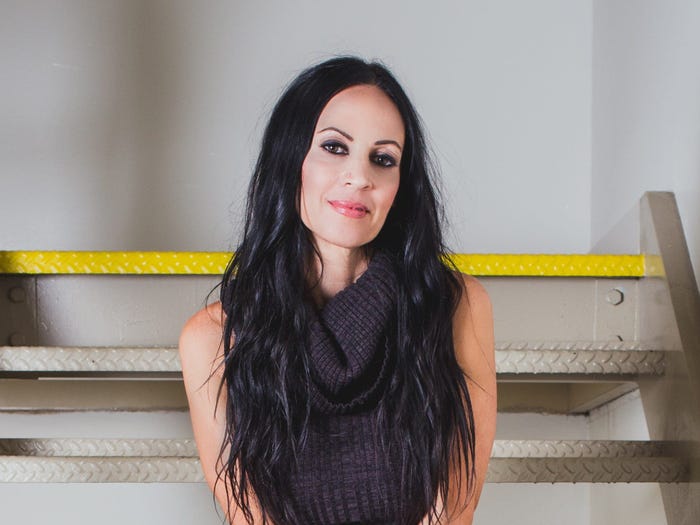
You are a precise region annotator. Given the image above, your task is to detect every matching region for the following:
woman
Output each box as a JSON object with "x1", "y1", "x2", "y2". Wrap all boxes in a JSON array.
[{"x1": 179, "y1": 56, "x2": 496, "y2": 525}]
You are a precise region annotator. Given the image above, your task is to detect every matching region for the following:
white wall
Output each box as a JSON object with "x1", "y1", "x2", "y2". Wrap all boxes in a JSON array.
[
  {"x1": 1, "y1": 0, "x2": 592, "y2": 253},
  {"x1": 1, "y1": 1, "x2": 148, "y2": 250},
  {"x1": 591, "y1": 0, "x2": 700, "y2": 290}
]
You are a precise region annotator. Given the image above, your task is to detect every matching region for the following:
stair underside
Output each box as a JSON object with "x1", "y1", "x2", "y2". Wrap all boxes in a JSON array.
[{"x1": 0, "y1": 439, "x2": 687, "y2": 483}]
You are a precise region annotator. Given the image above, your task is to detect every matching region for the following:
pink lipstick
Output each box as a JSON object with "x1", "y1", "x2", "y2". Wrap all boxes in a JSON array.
[{"x1": 329, "y1": 200, "x2": 369, "y2": 218}]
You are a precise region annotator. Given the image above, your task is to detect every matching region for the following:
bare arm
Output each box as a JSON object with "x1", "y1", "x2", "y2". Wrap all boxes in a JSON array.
[
  {"x1": 444, "y1": 274, "x2": 497, "y2": 524},
  {"x1": 179, "y1": 302, "x2": 264, "y2": 525}
]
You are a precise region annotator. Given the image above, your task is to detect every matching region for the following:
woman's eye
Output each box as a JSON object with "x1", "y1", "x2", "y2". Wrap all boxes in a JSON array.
[
  {"x1": 373, "y1": 153, "x2": 397, "y2": 168},
  {"x1": 321, "y1": 141, "x2": 347, "y2": 155}
]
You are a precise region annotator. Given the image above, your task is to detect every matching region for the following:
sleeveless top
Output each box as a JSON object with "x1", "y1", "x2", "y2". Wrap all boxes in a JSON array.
[
  {"x1": 287, "y1": 251, "x2": 426, "y2": 524},
  {"x1": 224, "y1": 251, "x2": 430, "y2": 524}
]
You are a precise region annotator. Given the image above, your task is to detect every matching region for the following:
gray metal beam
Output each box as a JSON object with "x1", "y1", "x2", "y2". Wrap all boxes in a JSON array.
[
  {"x1": 637, "y1": 192, "x2": 700, "y2": 525},
  {"x1": 0, "y1": 276, "x2": 641, "y2": 347}
]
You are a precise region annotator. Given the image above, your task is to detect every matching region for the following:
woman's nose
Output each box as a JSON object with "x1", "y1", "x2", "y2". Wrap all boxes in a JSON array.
[{"x1": 343, "y1": 158, "x2": 371, "y2": 188}]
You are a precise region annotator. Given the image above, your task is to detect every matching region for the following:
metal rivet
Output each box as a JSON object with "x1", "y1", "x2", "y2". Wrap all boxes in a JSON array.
[
  {"x1": 8, "y1": 286, "x2": 27, "y2": 303},
  {"x1": 8, "y1": 333, "x2": 26, "y2": 346},
  {"x1": 605, "y1": 288, "x2": 624, "y2": 306}
]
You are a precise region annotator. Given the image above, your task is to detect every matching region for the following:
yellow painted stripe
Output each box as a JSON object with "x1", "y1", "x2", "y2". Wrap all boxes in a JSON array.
[
  {"x1": 643, "y1": 254, "x2": 665, "y2": 278},
  {"x1": 448, "y1": 254, "x2": 646, "y2": 277},
  {"x1": 0, "y1": 251, "x2": 646, "y2": 277},
  {"x1": 0, "y1": 251, "x2": 231, "y2": 275}
]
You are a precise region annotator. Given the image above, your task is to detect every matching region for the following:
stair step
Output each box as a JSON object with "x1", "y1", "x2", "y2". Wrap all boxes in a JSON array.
[
  {"x1": 0, "y1": 343, "x2": 665, "y2": 377},
  {"x1": 0, "y1": 439, "x2": 688, "y2": 483},
  {"x1": 496, "y1": 342, "x2": 664, "y2": 376},
  {"x1": 487, "y1": 457, "x2": 687, "y2": 483},
  {"x1": 0, "y1": 457, "x2": 204, "y2": 483}
]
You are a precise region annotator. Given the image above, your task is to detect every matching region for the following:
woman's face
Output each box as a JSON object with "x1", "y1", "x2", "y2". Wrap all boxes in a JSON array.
[{"x1": 299, "y1": 84, "x2": 404, "y2": 253}]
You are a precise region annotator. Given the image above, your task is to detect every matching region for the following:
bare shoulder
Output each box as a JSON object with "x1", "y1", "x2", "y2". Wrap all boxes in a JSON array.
[
  {"x1": 180, "y1": 301, "x2": 224, "y2": 343},
  {"x1": 179, "y1": 301, "x2": 245, "y2": 520},
  {"x1": 178, "y1": 301, "x2": 227, "y2": 381},
  {"x1": 456, "y1": 272, "x2": 491, "y2": 310},
  {"x1": 451, "y1": 272, "x2": 495, "y2": 381},
  {"x1": 444, "y1": 278, "x2": 497, "y2": 522}
]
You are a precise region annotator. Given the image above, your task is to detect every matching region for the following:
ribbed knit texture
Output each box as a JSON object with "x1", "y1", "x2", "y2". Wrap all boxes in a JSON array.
[{"x1": 288, "y1": 251, "x2": 419, "y2": 525}]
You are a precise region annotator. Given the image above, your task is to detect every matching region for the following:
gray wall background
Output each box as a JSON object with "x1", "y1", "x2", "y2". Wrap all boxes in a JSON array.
[
  {"x1": 2, "y1": 0, "x2": 592, "y2": 254},
  {"x1": 591, "y1": 0, "x2": 700, "y2": 295}
]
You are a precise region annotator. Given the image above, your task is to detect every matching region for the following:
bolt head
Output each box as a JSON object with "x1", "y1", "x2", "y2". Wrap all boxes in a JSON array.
[
  {"x1": 8, "y1": 287, "x2": 26, "y2": 303},
  {"x1": 8, "y1": 332, "x2": 26, "y2": 346},
  {"x1": 605, "y1": 288, "x2": 624, "y2": 306}
]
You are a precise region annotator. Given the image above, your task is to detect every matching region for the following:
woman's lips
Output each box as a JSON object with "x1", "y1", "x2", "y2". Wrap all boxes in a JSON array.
[{"x1": 328, "y1": 200, "x2": 369, "y2": 218}]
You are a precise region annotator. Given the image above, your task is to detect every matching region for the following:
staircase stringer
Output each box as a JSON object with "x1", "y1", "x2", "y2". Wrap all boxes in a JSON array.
[{"x1": 638, "y1": 191, "x2": 700, "y2": 525}]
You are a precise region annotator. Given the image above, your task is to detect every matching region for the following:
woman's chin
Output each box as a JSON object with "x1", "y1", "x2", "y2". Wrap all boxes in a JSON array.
[{"x1": 311, "y1": 233, "x2": 379, "y2": 253}]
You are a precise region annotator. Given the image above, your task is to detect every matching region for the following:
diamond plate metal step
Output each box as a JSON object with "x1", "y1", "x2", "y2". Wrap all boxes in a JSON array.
[
  {"x1": 0, "y1": 457, "x2": 204, "y2": 483},
  {"x1": 0, "y1": 342, "x2": 666, "y2": 377},
  {"x1": 0, "y1": 439, "x2": 689, "y2": 483}
]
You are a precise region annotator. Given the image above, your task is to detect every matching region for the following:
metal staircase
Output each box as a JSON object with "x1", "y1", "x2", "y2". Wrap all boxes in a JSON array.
[{"x1": 1, "y1": 192, "x2": 698, "y2": 524}]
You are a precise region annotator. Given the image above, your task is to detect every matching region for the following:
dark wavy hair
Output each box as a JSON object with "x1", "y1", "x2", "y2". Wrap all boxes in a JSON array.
[{"x1": 214, "y1": 56, "x2": 475, "y2": 525}]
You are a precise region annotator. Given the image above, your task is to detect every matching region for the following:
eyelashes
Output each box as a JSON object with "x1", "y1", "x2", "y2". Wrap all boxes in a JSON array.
[
  {"x1": 372, "y1": 153, "x2": 397, "y2": 168},
  {"x1": 321, "y1": 141, "x2": 348, "y2": 156},
  {"x1": 320, "y1": 140, "x2": 398, "y2": 168}
]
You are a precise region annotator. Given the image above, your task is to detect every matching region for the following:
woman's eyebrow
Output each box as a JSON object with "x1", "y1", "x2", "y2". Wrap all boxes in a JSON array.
[
  {"x1": 318, "y1": 127, "x2": 353, "y2": 141},
  {"x1": 375, "y1": 139, "x2": 402, "y2": 151},
  {"x1": 319, "y1": 127, "x2": 402, "y2": 151}
]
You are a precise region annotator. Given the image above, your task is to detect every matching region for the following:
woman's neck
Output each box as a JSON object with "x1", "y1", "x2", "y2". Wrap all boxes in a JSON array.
[{"x1": 308, "y1": 246, "x2": 372, "y2": 309}]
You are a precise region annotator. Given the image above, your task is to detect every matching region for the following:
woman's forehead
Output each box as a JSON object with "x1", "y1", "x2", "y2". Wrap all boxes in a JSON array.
[{"x1": 315, "y1": 85, "x2": 405, "y2": 144}]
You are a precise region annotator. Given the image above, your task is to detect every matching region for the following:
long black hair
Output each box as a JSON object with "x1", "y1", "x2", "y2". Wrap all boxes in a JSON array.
[{"x1": 215, "y1": 56, "x2": 475, "y2": 524}]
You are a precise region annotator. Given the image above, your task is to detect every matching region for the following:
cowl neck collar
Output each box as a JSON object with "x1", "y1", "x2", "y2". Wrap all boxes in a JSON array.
[{"x1": 305, "y1": 251, "x2": 399, "y2": 415}]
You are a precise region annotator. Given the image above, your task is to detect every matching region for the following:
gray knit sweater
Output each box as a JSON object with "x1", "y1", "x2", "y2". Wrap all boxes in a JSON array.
[{"x1": 287, "y1": 251, "x2": 425, "y2": 524}]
